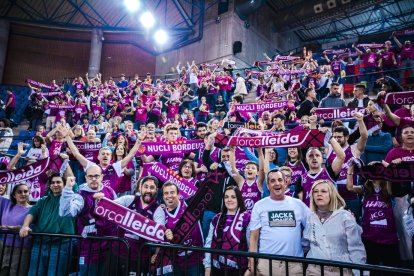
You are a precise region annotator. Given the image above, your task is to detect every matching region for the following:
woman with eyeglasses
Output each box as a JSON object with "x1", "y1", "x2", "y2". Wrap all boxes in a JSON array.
[
  {"x1": 0, "y1": 183, "x2": 31, "y2": 275},
  {"x1": 303, "y1": 179, "x2": 366, "y2": 275},
  {"x1": 204, "y1": 186, "x2": 251, "y2": 276}
]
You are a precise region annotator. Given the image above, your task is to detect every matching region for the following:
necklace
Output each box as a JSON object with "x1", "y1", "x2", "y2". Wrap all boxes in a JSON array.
[{"x1": 316, "y1": 209, "x2": 333, "y2": 224}]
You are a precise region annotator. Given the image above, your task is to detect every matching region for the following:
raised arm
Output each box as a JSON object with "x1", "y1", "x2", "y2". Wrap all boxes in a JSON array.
[
  {"x1": 59, "y1": 126, "x2": 89, "y2": 168},
  {"x1": 257, "y1": 148, "x2": 266, "y2": 192},
  {"x1": 346, "y1": 165, "x2": 363, "y2": 194},
  {"x1": 7, "y1": 142, "x2": 26, "y2": 170},
  {"x1": 392, "y1": 35, "x2": 402, "y2": 49},
  {"x1": 330, "y1": 137, "x2": 346, "y2": 176},
  {"x1": 120, "y1": 138, "x2": 141, "y2": 168},
  {"x1": 354, "y1": 112, "x2": 368, "y2": 153},
  {"x1": 229, "y1": 146, "x2": 244, "y2": 187}
]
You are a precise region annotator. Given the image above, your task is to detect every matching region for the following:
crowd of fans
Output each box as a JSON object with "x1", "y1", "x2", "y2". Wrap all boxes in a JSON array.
[{"x1": 0, "y1": 30, "x2": 413, "y2": 276}]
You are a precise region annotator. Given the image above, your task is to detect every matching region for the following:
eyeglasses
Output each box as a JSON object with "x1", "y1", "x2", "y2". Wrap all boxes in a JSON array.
[
  {"x1": 16, "y1": 190, "x2": 29, "y2": 194},
  {"x1": 87, "y1": 174, "x2": 102, "y2": 180}
]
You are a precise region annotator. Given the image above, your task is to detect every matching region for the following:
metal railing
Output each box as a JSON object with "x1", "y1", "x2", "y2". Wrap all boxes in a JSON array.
[{"x1": 0, "y1": 230, "x2": 413, "y2": 276}]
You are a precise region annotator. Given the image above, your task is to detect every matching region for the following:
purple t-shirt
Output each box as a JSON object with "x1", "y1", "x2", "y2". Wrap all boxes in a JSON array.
[{"x1": 7, "y1": 93, "x2": 16, "y2": 108}]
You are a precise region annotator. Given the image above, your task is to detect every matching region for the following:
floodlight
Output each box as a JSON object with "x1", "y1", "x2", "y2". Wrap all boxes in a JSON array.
[
  {"x1": 154, "y1": 29, "x2": 168, "y2": 44},
  {"x1": 140, "y1": 11, "x2": 155, "y2": 28},
  {"x1": 124, "y1": 0, "x2": 140, "y2": 12}
]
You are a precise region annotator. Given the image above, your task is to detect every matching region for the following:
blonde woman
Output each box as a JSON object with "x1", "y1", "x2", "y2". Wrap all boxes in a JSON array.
[{"x1": 303, "y1": 179, "x2": 366, "y2": 276}]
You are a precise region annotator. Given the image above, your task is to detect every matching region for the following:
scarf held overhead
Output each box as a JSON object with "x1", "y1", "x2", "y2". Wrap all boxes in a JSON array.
[
  {"x1": 145, "y1": 162, "x2": 198, "y2": 199},
  {"x1": 26, "y1": 79, "x2": 53, "y2": 90},
  {"x1": 354, "y1": 162, "x2": 414, "y2": 182},
  {"x1": 315, "y1": 107, "x2": 366, "y2": 120},
  {"x1": 214, "y1": 130, "x2": 325, "y2": 148},
  {"x1": 95, "y1": 198, "x2": 166, "y2": 242},
  {"x1": 385, "y1": 91, "x2": 414, "y2": 105},
  {"x1": 234, "y1": 101, "x2": 291, "y2": 112},
  {"x1": 136, "y1": 140, "x2": 204, "y2": 156}
]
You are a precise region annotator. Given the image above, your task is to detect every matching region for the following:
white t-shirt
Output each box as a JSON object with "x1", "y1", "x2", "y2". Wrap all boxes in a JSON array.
[{"x1": 250, "y1": 196, "x2": 310, "y2": 257}]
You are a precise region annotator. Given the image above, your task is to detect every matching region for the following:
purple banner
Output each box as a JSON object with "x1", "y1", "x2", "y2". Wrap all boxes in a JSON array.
[
  {"x1": 136, "y1": 140, "x2": 204, "y2": 156},
  {"x1": 315, "y1": 107, "x2": 366, "y2": 120},
  {"x1": 145, "y1": 162, "x2": 198, "y2": 199},
  {"x1": 384, "y1": 91, "x2": 414, "y2": 105},
  {"x1": 73, "y1": 141, "x2": 102, "y2": 163},
  {"x1": 234, "y1": 101, "x2": 290, "y2": 112},
  {"x1": 95, "y1": 198, "x2": 166, "y2": 242},
  {"x1": 26, "y1": 79, "x2": 53, "y2": 90}
]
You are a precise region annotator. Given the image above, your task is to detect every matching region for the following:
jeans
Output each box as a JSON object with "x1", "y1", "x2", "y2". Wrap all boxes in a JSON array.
[
  {"x1": 202, "y1": 210, "x2": 217, "y2": 240},
  {"x1": 28, "y1": 241, "x2": 72, "y2": 276},
  {"x1": 31, "y1": 118, "x2": 43, "y2": 132},
  {"x1": 206, "y1": 94, "x2": 217, "y2": 112}
]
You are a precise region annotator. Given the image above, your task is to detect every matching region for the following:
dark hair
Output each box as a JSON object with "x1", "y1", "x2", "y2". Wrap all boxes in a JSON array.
[
  {"x1": 274, "y1": 114, "x2": 286, "y2": 121},
  {"x1": 113, "y1": 144, "x2": 128, "y2": 161},
  {"x1": 161, "y1": 181, "x2": 179, "y2": 194},
  {"x1": 333, "y1": 126, "x2": 350, "y2": 137},
  {"x1": 331, "y1": 82, "x2": 340, "y2": 87},
  {"x1": 196, "y1": 122, "x2": 207, "y2": 131},
  {"x1": 48, "y1": 171, "x2": 65, "y2": 186},
  {"x1": 232, "y1": 95, "x2": 243, "y2": 104},
  {"x1": 304, "y1": 88, "x2": 314, "y2": 98},
  {"x1": 245, "y1": 161, "x2": 259, "y2": 171},
  {"x1": 10, "y1": 183, "x2": 30, "y2": 205},
  {"x1": 178, "y1": 159, "x2": 196, "y2": 178},
  {"x1": 32, "y1": 136, "x2": 45, "y2": 148},
  {"x1": 0, "y1": 119, "x2": 10, "y2": 128},
  {"x1": 139, "y1": 176, "x2": 159, "y2": 192},
  {"x1": 284, "y1": 147, "x2": 303, "y2": 166},
  {"x1": 221, "y1": 186, "x2": 246, "y2": 214},
  {"x1": 354, "y1": 84, "x2": 366, "y2": 93},
  {"x1": 266, "y1": 168, "x2": 285, "y2": 182},
  {"x1": 364, "y1": 179, "x2": 391, "y2": 205}
]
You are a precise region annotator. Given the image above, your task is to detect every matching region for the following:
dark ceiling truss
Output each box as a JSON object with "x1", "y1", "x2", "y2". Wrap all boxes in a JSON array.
[
  {"x1": 0, "y1": 0, "x2": 206, "y2": 53},
  {"x1": 292, "y1": 0, "x2": 414, "y2": 44}
]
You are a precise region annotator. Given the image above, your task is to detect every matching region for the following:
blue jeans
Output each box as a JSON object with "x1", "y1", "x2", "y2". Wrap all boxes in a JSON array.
[
  {"x1": 29, "y1": 242, "x2": 72, "y2": 276},
  {"x1": 202, "y1": 210, "x2": 217, "y2": 239},
  {"x1": 207, "y1": 94, "x2": 217, "y2": 112}
]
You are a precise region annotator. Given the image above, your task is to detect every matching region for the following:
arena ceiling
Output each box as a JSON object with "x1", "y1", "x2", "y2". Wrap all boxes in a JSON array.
[
  {"x1": 266, "y1": 0, "x2": 414, "y2": 45},
  {"x1": 0, "y1": 0, "x2": 206, "y2": 55}
]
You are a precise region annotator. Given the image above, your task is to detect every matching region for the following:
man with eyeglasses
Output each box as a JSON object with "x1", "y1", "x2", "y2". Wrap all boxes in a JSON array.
[
  {"x1": 59, "y1": 164, "x2": 117, "y2": 276},
  {"x1": 60, "y1": 125, "x2": 141, "y2": 193},
  {"x1": 20, "y1": 172, "x2": 76, "y2": 276},
  {"x1": 113, "y1": 176, "x2": 159, "y2": 275}
]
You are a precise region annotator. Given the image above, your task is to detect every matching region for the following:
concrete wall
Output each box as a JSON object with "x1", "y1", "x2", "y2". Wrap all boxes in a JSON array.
[
  {"x1": 3, "y1": 24, "x2": 156, "y2": 85},
  {"x1": 155, "y1": 1, "x2": 303, "y2": 75}
]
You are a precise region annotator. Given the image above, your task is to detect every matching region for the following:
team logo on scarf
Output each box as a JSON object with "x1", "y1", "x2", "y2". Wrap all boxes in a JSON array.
[
  {"x1": 354, "y1": 161, "x2": 414, "y2": 182},
  {"x1": 136, "y1": 140, "x2": 204, "y2": 156},
  {"x1": 234, "y1": 101, "x2": 290, "y2": 112},
  {"x1": 315, "y1": 107, "x2": 366, "y2": 120},
  {"x1": 384, "y1": 91, "x2": 414, "y2": 105},
  {"x1": 214, "y1": 130, "x2": 325, "y2": 148},
  {"x1": 145, "y1": 162, "x2": 198, "y2": 199},
  {"x1": 95, "y1": 198, "x2": 166, "y2": 242}
]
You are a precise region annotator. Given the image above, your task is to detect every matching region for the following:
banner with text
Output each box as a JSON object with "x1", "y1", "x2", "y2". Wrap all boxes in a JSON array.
[
  {"x1": 315, "y1": 107, "x2": 366, "y2": 120},
  {"x1": 136, "y1": 140, "x2": 204, "y2": 156},
  {"x1": 215, "y1": 130, "x2": 325, "y2": 148},
  {"x1": 95, "y1": 198, "x2": 166, "y2": 242}
]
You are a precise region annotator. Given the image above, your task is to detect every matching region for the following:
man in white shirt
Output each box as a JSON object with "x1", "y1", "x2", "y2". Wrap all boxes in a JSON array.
[{"x1": 248, "y1": 169, "x2": 310, "y2": 276}]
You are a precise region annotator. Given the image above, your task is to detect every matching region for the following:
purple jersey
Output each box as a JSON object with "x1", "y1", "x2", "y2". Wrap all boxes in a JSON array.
[
  {"x1": 301, "y1": 168, "x2": 335, "y2": 207},
  {"x1": 362, "y1": 191, "x2": 398, "y2": 245},
  {"x1": 256, "y1": 84, "x2": 268, "y2": 97},
  {"x1": 78, "y1": 186, "x2": 116, "y2": 264},
  {"x1": 159, "y1": 200, "x2": 203, "y2": 273},
  {"x1": 287, "y1": 161, "x2": 307, "y2": 185},
  {"x1": 331, "y1": 60, "x2": 341, "y2": 75},
  {"x1": 326, "y1": 146, "x2": 358, "y2": 201},
  {"x1": 240, "y1": 179, "x2": 262, "y2": 213}
]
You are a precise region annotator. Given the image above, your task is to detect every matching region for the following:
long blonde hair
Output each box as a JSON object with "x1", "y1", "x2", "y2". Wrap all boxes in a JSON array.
[{"x1": 309, "y1": 179, "x2": 346, "y2": 212}]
